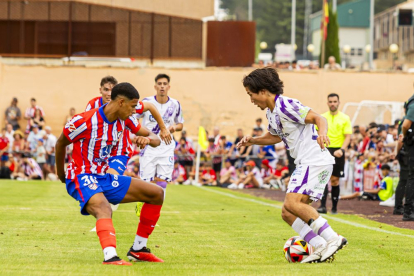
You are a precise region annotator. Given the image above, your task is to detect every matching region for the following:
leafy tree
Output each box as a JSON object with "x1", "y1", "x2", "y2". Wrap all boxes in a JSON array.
[{"x1": 320, "y1": 5, "x2": 341, "y2": 66}]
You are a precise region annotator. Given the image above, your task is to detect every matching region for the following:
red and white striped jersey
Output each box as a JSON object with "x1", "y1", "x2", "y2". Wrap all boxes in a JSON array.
[
  {"x1": 64, "y1": 105, "x2": 141, "y2": 180},
  {"x1": 84, "y1": 96, "x2": 145, "y2": 157},
  {"x1": 22, "y1": 158, "x2": 43, "y2": 178}
]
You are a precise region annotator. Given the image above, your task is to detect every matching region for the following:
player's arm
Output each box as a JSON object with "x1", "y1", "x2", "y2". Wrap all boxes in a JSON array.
[
  {"x1": 169, "y1": 123, "x2": 183, "y2": 134},
  {"x1": 55, "y1": 133, "x2": 71, "y2": 183},
  {"x1": 133, "y1": 125, "x2": 161, "y2": 149},
  {"x1": 401, "y1": 118, "x2": 413, "y2": 137},
  {"x1": 141, "y1": 102, "x2": 172, "y2": 145},
  {"x1": 305, "y1": 110, "x2": 330, "y2": 149},
  {"x1": 236, "y1": 132, "x2": 281, "y2": 149}
]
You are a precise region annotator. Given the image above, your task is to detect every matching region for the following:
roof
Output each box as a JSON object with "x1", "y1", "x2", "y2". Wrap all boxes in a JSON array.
[{"x1": 310, "y1": 0, "x2": 370, "y2": 32}]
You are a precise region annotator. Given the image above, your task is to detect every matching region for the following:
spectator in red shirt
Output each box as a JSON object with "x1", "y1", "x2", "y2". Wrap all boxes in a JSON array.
[
  {"x1": 174, "y1": 137, "x2": 195, "y2": 174},
  {"x1": 201, "y1": 162, "x2": 217, "y2": 186},
  {"x1": 172, "y1": 160, "x2": 187, "y2": 184},
  {"x1": 0, "y1": 128, "x2": 10, "y2": 165}
]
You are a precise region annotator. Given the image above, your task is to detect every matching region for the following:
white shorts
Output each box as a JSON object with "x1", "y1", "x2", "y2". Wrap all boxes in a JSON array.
[
  {"x1": 287, "y1": 164, "x2": 333, "y2": 202},
  {"x1": 139, "y1": 155, "x2": 174, "y2": 182}
]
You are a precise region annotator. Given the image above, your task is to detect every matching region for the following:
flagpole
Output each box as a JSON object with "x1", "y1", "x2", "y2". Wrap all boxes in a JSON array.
[
  {"x1": 291, "y1": 0, "x2": 296, "y2": 67},
  {"x1": 321, "y1": 0, "x2": 326, "y2": 68},
  {"x1": 194, "y1": 144, "x2": 201, "y2": 184}
]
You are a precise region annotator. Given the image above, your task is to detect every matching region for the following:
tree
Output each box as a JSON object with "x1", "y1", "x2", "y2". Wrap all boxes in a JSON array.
[{"x1": 320, "y1": 5, "x2": 341, "y2": 66}]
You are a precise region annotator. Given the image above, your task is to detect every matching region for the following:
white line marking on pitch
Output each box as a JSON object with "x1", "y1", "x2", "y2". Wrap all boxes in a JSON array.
[{"x1": 200, "y1": 187, "x2": 414, "y2": 239}]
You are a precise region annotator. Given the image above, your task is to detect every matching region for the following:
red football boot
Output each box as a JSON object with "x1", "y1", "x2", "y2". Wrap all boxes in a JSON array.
[
  {"x1": 103, "y1": 256, "x2": 133, "y2": 266},
  {"x1": 127, "y1": 247, "x2": 164, "y2": 262}
]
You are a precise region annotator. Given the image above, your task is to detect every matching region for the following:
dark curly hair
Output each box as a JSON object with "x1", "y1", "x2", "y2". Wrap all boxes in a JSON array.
[{"x1": 242, "y1": 67, "x2": 284, "y2": 95}]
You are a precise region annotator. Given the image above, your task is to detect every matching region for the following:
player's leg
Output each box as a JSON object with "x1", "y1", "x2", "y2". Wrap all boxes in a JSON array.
[
  {"x1": 122, "y1": 177, "x2": 165, "y2": 262},
  {"x1": 281, "y1": 205, "x2": 327, "y2": 250}
]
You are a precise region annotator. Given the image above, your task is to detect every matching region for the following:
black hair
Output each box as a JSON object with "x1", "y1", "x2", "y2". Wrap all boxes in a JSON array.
[
  {"x1": 242, "y1": 67, "x2": 284, "y2": 95},
  {"x1": 111, "y1": 83, "x2": 140, "y2": 101},
  {"x1": 100, "y1": 76, "x2": 118, "y2": 87},
  {"x1": 155, "y1": 74, "x2": 170, "y2": 83},
  {"x1": 327, "y1": 93, "x2": 339, "y2": 100},
  {"x1": 381, "y1": 164, "x2": 391, "y2": 171},
  {"x1": 368, "y1": 122, "x2": 378, "y2": 129},
  {"x1": 31, "y1": 98, "x2": 36, "y2": 102},
  {"x1": 256, "y1": 118, "x2": 262, "y2": 123},
  {"x1": 208, "y1": 137, "x2": 215, "y2": 143},
  {"x1": 180, "y1": 137, "x2": 187, "y2": 142}
]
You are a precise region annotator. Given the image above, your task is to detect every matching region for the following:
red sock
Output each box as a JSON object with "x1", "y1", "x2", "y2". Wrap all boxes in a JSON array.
[
  {"x1": 137, "y1": 203, "x2": 162, "y2": 238},
  {"x1": 96, "y1": 218, "x2": 116, "y2": 249}
]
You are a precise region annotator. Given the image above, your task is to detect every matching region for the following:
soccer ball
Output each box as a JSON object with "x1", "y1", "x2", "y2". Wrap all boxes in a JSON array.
[{"x1": 283, "y1": 236, "x2": 313, "y2": 263}]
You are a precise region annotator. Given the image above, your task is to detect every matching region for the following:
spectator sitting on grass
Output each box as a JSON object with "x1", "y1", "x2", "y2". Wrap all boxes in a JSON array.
[
  {"x1": 201, "y1": 162, "x2": 217, "y2": 186},
  {"x1": 219, "y1": 158, "x2": 237, "y2": 187},
  {"x1": 340, "y1": 164, "x2": 394, "y2": 201},
  {"x1": 260, "y1": 159, "x2": 274, "y2": 187},
  {"x1": 172, "y1": 160, "x2": 187, "y2": 185},
  {"x1": 12, "y1": 152, "x2": 43, "y2": 181},
  {"x1": 229, "y1": 160, "x2": 263, "y2": 189}
]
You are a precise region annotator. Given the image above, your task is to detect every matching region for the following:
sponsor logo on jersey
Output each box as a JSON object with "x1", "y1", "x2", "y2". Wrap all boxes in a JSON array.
[
  {"x1": 112, "y1": 181, "x2": 119, "y2": 187},
  {"x1": 100, "y1": 145, "x2": 113, "y2": 159},
  {"x1": 318, "y1": 170, "x2": 330, "y2": 184}
]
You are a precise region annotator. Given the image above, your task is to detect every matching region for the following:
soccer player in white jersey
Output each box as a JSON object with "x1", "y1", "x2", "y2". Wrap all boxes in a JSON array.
[
  {"x1": 136, "y1": 74, "x2": 184, "y2": 196},
  {"x1": 236, "y1": 67, "x2": 347, "y2": 263}
]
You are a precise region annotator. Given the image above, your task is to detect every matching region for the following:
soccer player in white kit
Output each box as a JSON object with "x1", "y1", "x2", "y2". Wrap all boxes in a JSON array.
[
  {"x1": 237, "y1": 67, "x2": 347, "y2": 263},
  {"x1": 136, "y1": 73, "x2": 183, "y2": 197}
]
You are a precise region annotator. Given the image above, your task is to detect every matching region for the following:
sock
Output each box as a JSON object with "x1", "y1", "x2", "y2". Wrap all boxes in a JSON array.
[
  {"x1": 133, "y1": 235, "x2": 148, "y2": 251},
  {"x1": 96, "y1": 218, "x2": 117, "y2": 261},
  {"x1": 156, "y1": 181, "x2": 167, "y2": 199},
  {"x1": 292, "y1": 218, "x2": 326, "y2": 248},
  {"x1": 320, "y1": 185, "x2": 328, "y2": 208},
  {"x1": 331, "y1": 186, "x2": 340, "y2": 210},
  {"x1": 135, "y1": 203, "x2": 162, "y2": 250},
  {"x1": 310, "y1": 216, "x2": 338, "y2": 242}
]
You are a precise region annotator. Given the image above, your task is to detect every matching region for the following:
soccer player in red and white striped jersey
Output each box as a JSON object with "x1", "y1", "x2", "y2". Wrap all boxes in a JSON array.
[
  {"x1": 85, "y1": 76, "x2": 171, "y2": 176},
  {"x1": 56, "y1": 83, "x2": 164, "y2": 265}
]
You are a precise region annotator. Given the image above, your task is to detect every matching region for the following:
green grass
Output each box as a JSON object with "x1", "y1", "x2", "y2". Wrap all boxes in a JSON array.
[{"x1": 0, "y1": 180, "x2": 413, "y2": 275}]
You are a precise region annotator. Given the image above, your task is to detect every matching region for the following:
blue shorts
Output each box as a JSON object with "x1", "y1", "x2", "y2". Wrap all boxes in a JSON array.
[
  {"x1": 1, "y1": 155, "x2": 9, "y2": 162},
  {"x1": 66, "y1": 173, "x2": 132, "y2": 215},
  {"x1": 108, "y1": 155, "x2": 130, "y2": 175}
]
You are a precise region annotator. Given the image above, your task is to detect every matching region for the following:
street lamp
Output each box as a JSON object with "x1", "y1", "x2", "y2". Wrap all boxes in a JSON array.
[
  {"x1": 343, "y1": 44, "x2": 351, "y2": 68},
  {"x1": 307, "y1": 44, "x2": 314, "y2": 60},
  {"x1": 260, "y1": 41, "x2": 268, "y2": 50},
  {"x1": 365, "y1": 45, "x2": 371, "y2": 69},
  {"x1": 389, "y1": 43, "x2": 399, "y2": 69}
]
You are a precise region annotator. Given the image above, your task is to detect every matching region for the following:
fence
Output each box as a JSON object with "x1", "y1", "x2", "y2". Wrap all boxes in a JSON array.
[{"x1": 0, "y1": 0, "x2": 203, "y2": 61}]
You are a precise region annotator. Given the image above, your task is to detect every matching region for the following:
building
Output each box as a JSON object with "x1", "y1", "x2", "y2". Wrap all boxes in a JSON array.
[
  {"x1": 310, "y1": 0, "x2": 370, "y2": 67},
  {"x1": 374, "y1": 0, "x2": 414, "y2": 66}
]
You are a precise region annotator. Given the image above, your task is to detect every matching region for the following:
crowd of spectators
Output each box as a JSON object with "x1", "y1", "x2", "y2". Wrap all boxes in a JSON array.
[
  {"x1": 170, "y1": 117, "x2": 403, "y2": 208},
  {"x1": 0, "y1": 97, "x2": 62, "y2": 181}
]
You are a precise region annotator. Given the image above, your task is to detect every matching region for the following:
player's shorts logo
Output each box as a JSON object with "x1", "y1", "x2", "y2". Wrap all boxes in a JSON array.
[
  {"x1": 112, "y1": 181, "x2": 119, "y2": 187},
  {"x1": 88, "y1": 183, "x2": 98, "y2": 190},
  {"x1": 318, "y1": 170, "x2": 330, "y2": 184}
]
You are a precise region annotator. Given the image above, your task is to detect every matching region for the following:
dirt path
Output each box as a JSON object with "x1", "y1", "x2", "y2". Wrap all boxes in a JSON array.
[{"x1": 239, "y1": 189, "x2": 414, "y2": 231}]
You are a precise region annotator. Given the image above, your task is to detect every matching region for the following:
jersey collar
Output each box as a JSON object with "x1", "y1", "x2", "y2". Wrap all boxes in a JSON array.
[
  {"x1": 154, "y1": 95, "x2": 170, "y2": 104},
  {"x1": 99, "y1": 104, "x2": 116, "y2": 124},
  {"x1": 99, "y1": 97, "x2": 103, "y2": 106}
]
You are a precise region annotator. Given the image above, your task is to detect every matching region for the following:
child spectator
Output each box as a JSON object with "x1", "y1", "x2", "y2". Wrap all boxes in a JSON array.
[
  {"x1": 201, "y1": 162, "x2": 217, "y2": 186},
  {"x1": 230, "y1": 160, "x2": 263, "y2": 189},
  {"x1": 219, "y1": 159, "x2": 237, "y2": 187},
  {"x1": 172, "y1": 160, "x2": 187, "y2": 184},
  {"x1": 261, "y1": 159, "x2": 274, "y2": 186},
  {"x1": 36, "y1": 139, "x2": 47, "y2": 178}
]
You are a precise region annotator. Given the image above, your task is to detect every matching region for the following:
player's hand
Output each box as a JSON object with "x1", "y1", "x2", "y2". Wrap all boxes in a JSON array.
[
  {"x1": 317, "y1": 134, "x2": 330, "y2": 150},
  {"x1": 169, "y1": 125, "x2": 176, "y2": 134},
  {"x1": 236, "y1": 136, "x2": 254, "y2": 149},
  {"x1": 135, "y1": 136, "x2": 151, "y2": 149},
  {"x1": 333, "y1": 149, "x2": 343, "y2": 158},
  {"x1": 160, "y1": 127, "x2": 172, "y2": 145}
]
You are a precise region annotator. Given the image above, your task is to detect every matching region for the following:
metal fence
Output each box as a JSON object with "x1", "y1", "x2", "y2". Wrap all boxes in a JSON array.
[{"x1": 0, "y1": 0, "x2": 203, "y2": 61}]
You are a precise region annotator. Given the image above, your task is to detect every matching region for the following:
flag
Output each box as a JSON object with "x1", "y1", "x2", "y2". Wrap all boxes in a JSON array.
[
  {"x1": 321, "y1": 0, "x2": 329, "y2": 40},
  {"x1": 198, "y1": 126, "x2": 208, "y2": 151}
]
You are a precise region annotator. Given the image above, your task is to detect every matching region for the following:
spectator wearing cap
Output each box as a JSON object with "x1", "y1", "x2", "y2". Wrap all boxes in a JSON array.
[
  {"x1": 24, "y1": 98, "x2": 44, "y2": 134},
  {"x1": 230, "y1": 160, "x2": 263, "y2": 189},
  {"x1": 5, "y1": 97, "x2": 22, "y2": 130},
  {"x1": 219, "y1": 159, "x2": 237, "y2": 187},
  {"x1": 36, "y1": 138, "x2": 47, "y2": 178},
  {"x1": 260, "y1": 159, "x2": 274, "y2": 185}
]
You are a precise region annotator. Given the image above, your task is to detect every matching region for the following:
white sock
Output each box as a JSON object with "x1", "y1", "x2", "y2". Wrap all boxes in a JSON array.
[
  {"x1": 292, "y1": 218, "x2": 326, "y2": 248},
  {"x1": 310, "y1": 216, "x2": 338, "y2": 242},
  {"x1": 103, "y1": 246, "x2": 117, "y2": 261},
  {"x1": 133, "y1": 235, "x2": 148, "y2": 251}
]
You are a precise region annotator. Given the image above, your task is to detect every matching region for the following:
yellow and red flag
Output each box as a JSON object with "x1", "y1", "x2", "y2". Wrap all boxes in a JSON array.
[{"x1": 321, "y1": 0, "x2": 329, "y2": 40}]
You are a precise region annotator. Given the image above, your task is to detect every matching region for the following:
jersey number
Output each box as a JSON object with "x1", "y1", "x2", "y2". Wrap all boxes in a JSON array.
[{"x1": 81, "y1": 175, "x2": 98, "y2": 185}]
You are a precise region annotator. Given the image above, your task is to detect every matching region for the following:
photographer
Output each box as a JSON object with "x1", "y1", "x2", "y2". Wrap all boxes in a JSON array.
[{"x1": 398, "y1": 94, "x2": 414, "y2": 221}]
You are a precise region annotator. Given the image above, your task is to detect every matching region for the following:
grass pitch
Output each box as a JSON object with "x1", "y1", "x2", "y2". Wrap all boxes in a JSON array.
[{"x1": 0, "y1": 180, "x2": 413, "y2": 276}]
